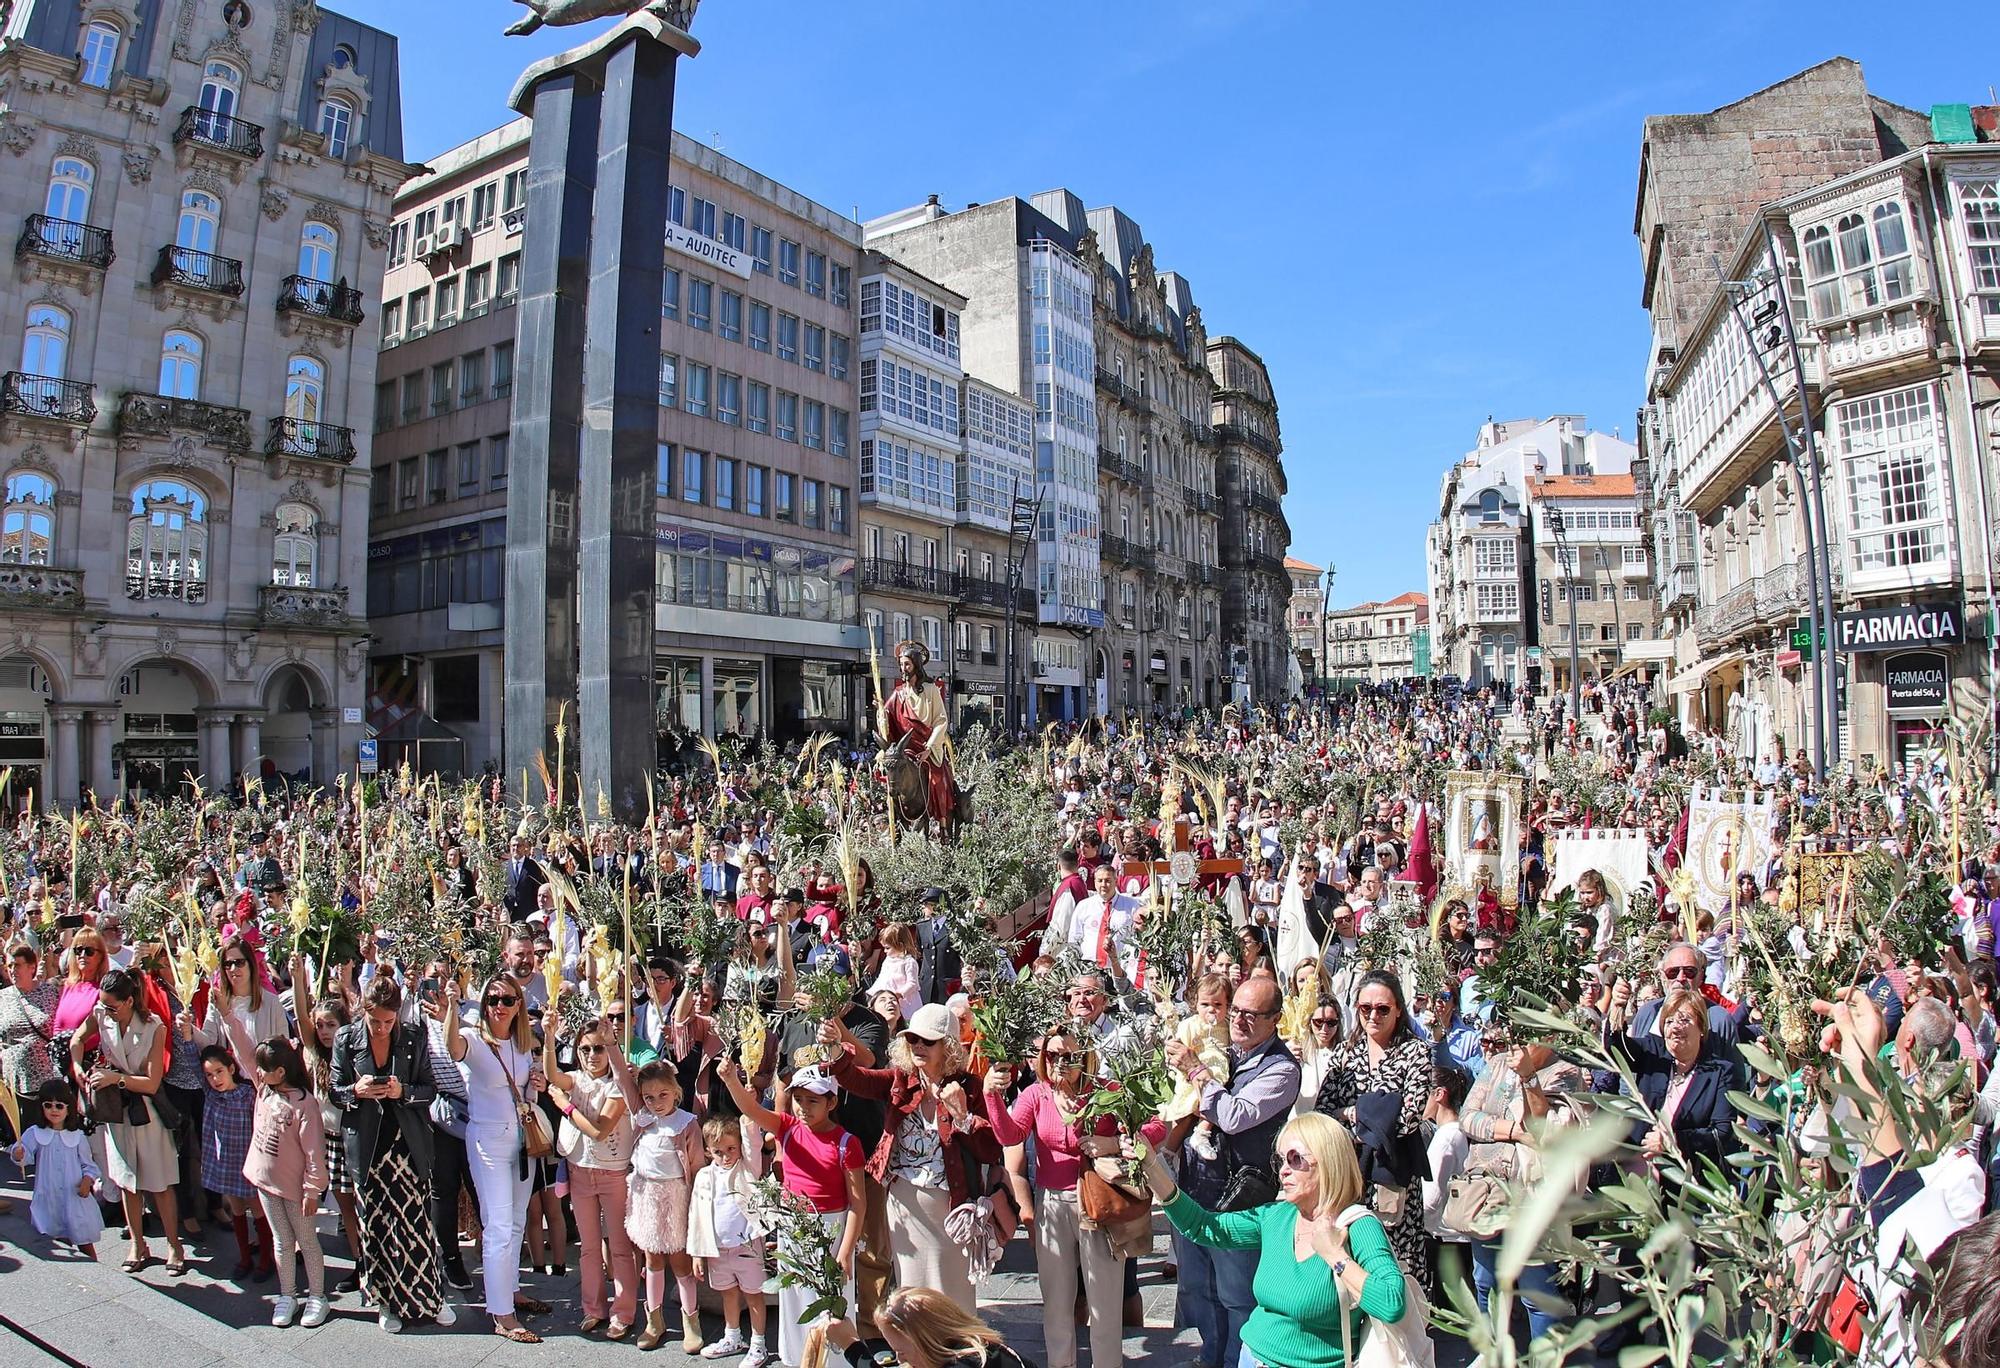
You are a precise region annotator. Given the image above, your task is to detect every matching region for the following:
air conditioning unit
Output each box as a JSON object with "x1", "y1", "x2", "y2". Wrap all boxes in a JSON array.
[
  {"x1": 412, "y1": 233, "x2": 437, "y2": 260},
  {"x1": 433, "y1": 224, "x2": 467, "y2": 252}
]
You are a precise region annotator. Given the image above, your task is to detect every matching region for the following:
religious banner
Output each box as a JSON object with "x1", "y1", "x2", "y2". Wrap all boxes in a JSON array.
[
  {"x1": 1443, "y1": 771, "x2": 1523, "y2": 910},
  {"x1": 1684, "y1": 786, "x2": 1777, "y2": 913},
  {"x1": 1791, "y1": 847, "x2": 1860, "y2": 938},
  {"x1": 1548, "y1": 828, "x2": 1650, "y2": 911}
]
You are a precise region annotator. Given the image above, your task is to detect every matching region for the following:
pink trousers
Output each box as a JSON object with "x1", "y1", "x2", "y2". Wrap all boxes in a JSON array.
[{"x1": 570, "y1": 1163, "x2": 639, "y2": 1324}]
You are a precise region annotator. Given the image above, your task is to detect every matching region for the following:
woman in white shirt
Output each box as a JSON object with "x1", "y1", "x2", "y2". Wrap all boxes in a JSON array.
[
  {"x1": 182, "y1": 935, "x2": 288, "y2": 1061},
  {"x1": 441, "y1": 973, "x2": 546, "y2": 1344}
]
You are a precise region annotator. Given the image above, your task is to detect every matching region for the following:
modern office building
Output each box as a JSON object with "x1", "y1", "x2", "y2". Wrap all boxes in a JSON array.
[
  {"x1": 0, "y1": 0, "x2": 411, "y2": 804},
  {"x1": 369, "y1": 120, "x2": 864, "y2": 772}
]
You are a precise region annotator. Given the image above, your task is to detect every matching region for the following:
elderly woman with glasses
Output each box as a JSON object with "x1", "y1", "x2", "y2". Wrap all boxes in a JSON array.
[
  {"x1": 1, "y1": 938, "x2": 59, "y2": 1104},
  {"x1": 439, "y1": 970, "x2": 548, "y2": 1343},
  {"x1": 1315, "y1": 970, "x2": 1433, "y2": 1278},
  {"x1": 982, "y1": 1028, "x2": 1165, "y2": 1368},
  {"x1": 1135, "y1": 1111, "x2": 1406, "y2": 1368},
  {"x1": 824, "y1": 1000, "x2": 1001, "y2": 1314}
]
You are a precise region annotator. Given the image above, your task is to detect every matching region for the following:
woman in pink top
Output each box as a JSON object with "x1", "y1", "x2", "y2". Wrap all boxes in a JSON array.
[{"x1": 981, "y1": 1029, "x2": 1164, "y2": 1368}]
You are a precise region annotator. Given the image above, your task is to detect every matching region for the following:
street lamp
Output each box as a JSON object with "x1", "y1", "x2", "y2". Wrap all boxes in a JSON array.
[
  {"x1": 1547, "y1": 506, "x2": 1582, "y2": 721},
  {"x1": 1321, "y1": 564, "x2": 1337, "y2": 704}
]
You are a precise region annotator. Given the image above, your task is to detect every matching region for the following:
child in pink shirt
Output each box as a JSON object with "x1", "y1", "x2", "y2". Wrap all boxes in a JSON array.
[{"x1": 245, "y1": 1037, "x2": 327, "y2": 1330}]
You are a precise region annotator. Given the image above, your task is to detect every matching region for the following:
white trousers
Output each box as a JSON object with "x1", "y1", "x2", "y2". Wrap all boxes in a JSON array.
[{"x1": 467, "y1": 1119, "x2": 532, "y2": 1316}]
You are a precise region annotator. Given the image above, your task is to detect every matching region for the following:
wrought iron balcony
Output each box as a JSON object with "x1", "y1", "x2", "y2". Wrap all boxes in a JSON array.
[
  {"x1": 1097, "y1": 449, "x2": 1144, "y2": 486},
  {"x1": 173, "y1": 105, "x2": 264, "y2": 159},
  {"x1": 1095, "y1": 366, "x2": 1121, "y2": 394},
  {"x1": 952, "y1": 572, "x2": 1034, "y2": 615},
  {"x1": 266, "y1": 416, "x2": 357, "y2": 464},
  {"x1": 1118, "y1": 382, "x2": 1150, "y2": 414},
  {"x1": 1215, "y1": 422, "x2": 1279, "y2": 458},
  {"x1": 1101, "y1": 533, "x2": 1155, "y2": 570},
  {"x1": 126, "y1": 569, "x2": 206, "y2": 604},
  {"x1": 258, "y1": 583, "x2": 350, "y2": 628},
  {"x1": 116, "y1": 392, "x2": 252, "y2": 451},
  {"x1": 17, "y1": 215, "x2": 113, "y2": 269},
  {"x1": 1248, "y1": 490, "x2": 1286, "y2": 520},
  {"x1": 1191, "y1": 489, "x2": 1218, "y2": 513},
  {"x1": 1, "y1": 374, "x2": 95, "y2": 425},
  {"x1": 152, "y1": 244, "x2": 244, "y2": 296},
  {"x1": 277, "y1": 275, "x2": 365, "y2": 325},
  {"x1": 0, "y1": 563, "x2": 84, "y2": 611},
  {"x1": 858, "y1": 558, "x2": 948, "y2": 597}
]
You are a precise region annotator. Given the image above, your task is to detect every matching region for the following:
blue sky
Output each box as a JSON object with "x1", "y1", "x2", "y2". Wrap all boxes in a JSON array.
[{"x1": 344, "y1": 0, "x2": 1994, "y2": 607}]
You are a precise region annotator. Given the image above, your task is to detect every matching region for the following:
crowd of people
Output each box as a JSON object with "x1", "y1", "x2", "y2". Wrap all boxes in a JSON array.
[{"x1": 1, "y1": 673, "x2": 1998, "y2": 1368}]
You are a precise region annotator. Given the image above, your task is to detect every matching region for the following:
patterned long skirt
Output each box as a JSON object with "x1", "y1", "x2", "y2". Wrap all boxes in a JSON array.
[{"x1": 358, "y1": 1131, "x2": 442, "y2": 1321}]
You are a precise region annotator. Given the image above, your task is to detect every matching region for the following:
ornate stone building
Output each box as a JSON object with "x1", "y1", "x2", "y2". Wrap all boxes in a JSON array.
[
  {"x1": 1209, "y1": 338, "x2": 1291, "y2": 703},
  {"x1": 0, "y1": 0, "x2": 410, "y2": 805}
]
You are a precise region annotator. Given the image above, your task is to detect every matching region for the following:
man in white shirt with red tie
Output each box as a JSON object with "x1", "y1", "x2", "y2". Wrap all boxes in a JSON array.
[{"x1": 1062, "y1": 862, "x2": 1145, "y2": 990}]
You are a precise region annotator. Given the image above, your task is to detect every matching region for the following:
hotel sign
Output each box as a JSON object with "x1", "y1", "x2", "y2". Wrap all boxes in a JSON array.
[
  {"x1": 666, "y1": 224, "x2": 753, "y2": 280},
  {"x1": 1835, "y1": 602, "x2": 1962, "y2": 654}
]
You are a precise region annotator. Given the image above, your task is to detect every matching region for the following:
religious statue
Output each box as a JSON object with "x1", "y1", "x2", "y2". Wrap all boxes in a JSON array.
[
  {"x1": 876, "y1": 639, "x2": 966, "y2": 839},
  {"x1": 504, "y1": 0, "x2": 699, "y2": 37}
]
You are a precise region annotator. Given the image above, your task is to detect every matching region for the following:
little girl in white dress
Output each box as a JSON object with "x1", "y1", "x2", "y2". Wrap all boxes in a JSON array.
[{"x1": 10, "y1": 1080, "x2": 104, "y2": 1256}]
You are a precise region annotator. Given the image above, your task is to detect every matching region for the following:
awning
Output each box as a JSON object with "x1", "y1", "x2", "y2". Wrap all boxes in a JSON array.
[
  {"x1": 1667, "y1": 650, "x2": 1747, "y2": 694},
  {"x1": 1622, "y1": 638, "x2": 1677, "y2": 662}
]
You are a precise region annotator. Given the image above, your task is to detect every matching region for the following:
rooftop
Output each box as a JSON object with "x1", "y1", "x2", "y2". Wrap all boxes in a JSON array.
[{"x1": 1528, "y1": 474, "x2": 1637, "y2": 499}]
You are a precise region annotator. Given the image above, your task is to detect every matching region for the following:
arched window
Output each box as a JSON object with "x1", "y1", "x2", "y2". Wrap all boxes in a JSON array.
[
  {"x1": 317, "y1": 98, "x2": 352, "y2": 158},
  {"x1": 44, "y1": 157, "x2": 93, "y2": 224},
  {"x1": 1, "y1": 471, "x2": 55, "y2": 565},
  {"x1": 158, "y1": 330, "x2": 203, "y2": 399},
  {"x1": 197, "y1": 60, "x2": 240, "y2": 125},
  {"x1": 126, "y1": 479, "x2": 207, "y2": 602},
  {"x1": 330, "y1": 44, "x2": 356, "y2": 70},
  {"x1": 285, "y1": 355, "x2": 324, "y2": 423},
  {"x1": 78, "y1": 20, "x2": 120, "y2": 87},
  {"x1": 271, "y1": 501, "x2": 316, "y2": 587},
  {"x1": 21, "y1": 306, "x2": 71, "y2": 379},
  {"x1": 175, "y1": 190, "x2": 220, "y2": 253},
  {"x1": 297, "y1": 222, "x2": 337, "y2": 282}
]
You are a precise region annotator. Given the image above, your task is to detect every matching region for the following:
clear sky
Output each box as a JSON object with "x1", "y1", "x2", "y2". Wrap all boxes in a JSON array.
[{"x1": 341, "y1": 0, "x2": 1995, "y2": 607}]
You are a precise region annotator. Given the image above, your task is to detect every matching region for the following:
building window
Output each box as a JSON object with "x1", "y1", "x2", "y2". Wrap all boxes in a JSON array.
[
  {"x1": 658, "y1": 353, "x2": 677, "y2": 407},
  {"x1": 126, "y1": 480, "x2": 207, "y2": 602},
  {"x1": 466, "y1": 264, "x2": 491, "y2": 313},
  {"x1": 801, "y1": 478, "x2": 820, "y2": 529},
  {"x1": 380, "y1": 300, "x2": 401, "y2": 345},
  {"x1": 805, "y1": 250, "x2": 826, "y2": 298},
  {"x1": 497, "y1": 252, "x2": 522, "y2": 301},
  {"x1": 746, "y1": 382, "x2": 770, "y2": 434},
  {"x1": 751, "y1": 225, "x2": 772, "y2": 275},
  {"x1": 489, "y1": 434, "x2": 509, "y2": 490},
  {"x1": 860, "y1": 280, "x2": 881, "y2": 333},
  {"x1": 659, "y1": 268, "x2": 679, "y2": 320},
  {"x1": 719, "y1": 289, "x2": 742, "y2": 341},
  {"x1": 271, "y1": 501, "x2": 317, "y2": 586},
  {"x1": 459, "y1": 350, "x2": 486, "y2": 404},
  {"x1": 318, "y1": 98, "x2": 353, "y2": 158},
  {"x1": 682, "y1": 449, "x2": 704, "y2": 504},
  {"x1": 286, "y1": 355, "x2": 325, "y2": 424},
  {"x1": 435, "y1": 276, "x2": 459, "y2": 326},
  {"x1": 158, "y1": 330, "x2": 203, "y2": 399},
  {"x1": 1473, "y1": 582, "x2": 1518, "y2": 619},
  {"x1": 749, "y1": 301, "x2": 771, "y2": 352},
  {"x1": 776, "y1": 391, "x2": 797, "y2": 443},
  {"x1": 457, "y1": 441, "x2": 481, "y2": 497},
  {"x1": 829, "y1": 408, "x2": 848, "y2": 458},
  {"x1": 44, "y1": 157, "x2": 93, "y2": 227},
  {"x1": 1, "y1": 471, "x2": 55, "y2": 565},
  {"x1": 297, "y1": 222, "x2": 337, "y2": 282},
  {"x1": 828, "y1": 485, "x2": 847, "y2": 535},
  {"x1": 655, "y1": 442, "x2": 675, "y2": 499},
  {"x1": 502, "y1": 168, "x2": 526, "y2": 215},
  {"x1": 714, "y1": 457, "x2": 735, "y2": 511},
  {"x1": 1837, "y1": 384, "x2": 1949, "y2": 579},
  {"x1": 470, "y1": 181, "x2": 497, "y2": 231},
  {"x1": 1801, "y1": 201, "x2": 1915, "y2": 321},
  {"x1": 687, "y1": 196, "x2": 715, "y2": 239},
  {"x1": 743, "y1": 465, "x2": 765, "y2": 517},
  {"x1": 830, "y1": 263, "x2": 851, "y2": 309},
  {"x1": 778, "y1": 238, "x2": 800, "y2": 286},
  {"x1": 688, "y1": 276, "x2": 711, "y2": 331},
  {"x1": 78, "y1": 20, "x2": 120, "y2": 87},
  {"x1": 1958, "y1": 178, "x2": 2000, "y2": 323},
  {"x1": 682, "y1": 362, "x2": 709, "y2": 418},
  {"x1": 802, "y1": 400, "x2": 823, "y2": 451},
  {"x1": 407, "y1": 287, "x2": 430, "y2": 333},
  {"x1": 803, "y1": 323, "x2": 824, "y2": 372},
  {"x1": 717, "y1": 372, "x2": 740, "y2": 426},
  {"x1": 722, "y1": 212, "x2": 746, "y2": 250},
  {"x1": 829, "y1": 333, "x2": 849, "y2": 381},
  {"x1": 173, "y1": 190, "x2": 220, "y2": 271},
  {"x1": 430, "y1": 361, "x2": 453, "y2": 415},
  {"x1": 775, "y1": 473, "x2": 794, "y2": 521},
  {"x1": 196, "y1": 60, "x2": 241, "y2": 132},
  {"x1": 494, "y1": 341, "x2": 515, "y2": 396},
  {"x1": 1472, "y1": 536, "x2": 1515, "y2": 576},
  {"x1": 777, "y1": 312, "x2": 798, "y2": 363}
]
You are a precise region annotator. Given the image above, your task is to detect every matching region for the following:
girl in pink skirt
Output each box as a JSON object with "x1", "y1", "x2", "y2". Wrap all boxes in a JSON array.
[{"x1": 610, "y1": 1049, "x2": 705, "y2": 1351}]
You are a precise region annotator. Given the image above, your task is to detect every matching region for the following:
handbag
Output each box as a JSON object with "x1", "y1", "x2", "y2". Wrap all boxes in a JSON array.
[
  {"x1": 1078, "y1": 1161, "x2": 1152, "y2": 1227},
  {"x1": 1216, "y1": 1161, "x2": 1276, "y2": 1213},
  {"x1": 489, "y1": 1039, "x2": 553, "y2": 1160},
  {"x1": 149, "y1": 1087, "x2": 183, "y2": 1133},
  {"x1": 1334, "y1": 1204, "x2": 1437, "y2": 1368},
  {"x1": 121, "y1": 1087, "x2": 153, "y2": 1127},
  {"x1": 1441, "y1": 1173, "x2": 1510, "y2": 1239}
]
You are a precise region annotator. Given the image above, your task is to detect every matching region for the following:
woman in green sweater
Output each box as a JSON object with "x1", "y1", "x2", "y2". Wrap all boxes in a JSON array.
[{"x1": 1133, "y1": 1111, "x2": 1407, "y2": 1368}]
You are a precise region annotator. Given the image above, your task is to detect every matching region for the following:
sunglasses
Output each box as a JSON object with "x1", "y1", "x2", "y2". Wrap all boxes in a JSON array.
[
  {"x1": 1047, "y1": 1050, "x2": 1087, "y2": 1068},
  {"x1": 1356, "y1": 1003, "x2": 1395, "y2": 1019},
  {"x1": 576, "y1": 1044, "x2": 608, "y2": 1056},
  {"x1": 1310, "y1": 1016, "x2": 1341, "y2": 1028},
  {"x1": 74, "y1": 947, "x2": 101, "y2": 959},
  {"x1": 1230, "y1": 1007, "x2": 1278, "y2": 1022},
  {"x1": 223, "y1": 958, "x2": 249, "y2": 969},
  {"x1": 605, "y1": 1013, "x2": 626, "y2": 1024},
  {"x1": 1662, "y1": 965, "x2": 1701, "y2": 981},
  {"x1": 485, "y1": 994, "x2": 519, "y2": 1007},
  {"x1": 1278, "y1": 1148, "x2": 1315, "y2": 1172}
]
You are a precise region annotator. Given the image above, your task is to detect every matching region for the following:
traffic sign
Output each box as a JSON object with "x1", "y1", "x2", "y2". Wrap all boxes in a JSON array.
[{"x1": 358, "y1": 738, "x2": 379, "y2": 774}]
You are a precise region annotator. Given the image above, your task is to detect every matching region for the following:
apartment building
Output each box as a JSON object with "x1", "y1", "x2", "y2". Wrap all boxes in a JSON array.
[
  {"x1": 1286, "y1": 555, "x2": 1325, "y2": 683},
  {"x1": 1325, "y1": 592, "x2": 1430, "y2": 688},
  {"x1": 1636, "y1": 60, "x2": 2000, "y2": 767},
  {"x1": 1527, "y1": 475, "x2": 1659, "y2": 695},
  {"x1": 0, "y1": 0, "x2": 410, "y2": 804},
  {"x1": 369, "y1": 120, "x2": 863, "y2": 771},
  {"x1": 1209, "y1": 338, "x2": 1291, "y2": 703}
]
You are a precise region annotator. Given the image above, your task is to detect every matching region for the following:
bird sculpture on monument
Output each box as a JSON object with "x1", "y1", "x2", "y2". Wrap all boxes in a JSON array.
[{"x1": 505, "y1": 0, "x2": 699, "y2": 37}]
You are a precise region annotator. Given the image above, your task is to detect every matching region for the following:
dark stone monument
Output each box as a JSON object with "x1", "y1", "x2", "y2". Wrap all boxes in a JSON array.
[{"x1": 502, "y1": 8, "x2": 700, "y2": 819}]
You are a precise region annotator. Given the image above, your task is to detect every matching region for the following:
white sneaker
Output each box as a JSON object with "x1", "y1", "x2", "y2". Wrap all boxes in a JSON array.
[
  {"x1": 434, "y1": 1299, "x2": 457, "y2": 1328},
  {"x1": 379, "y1": 1311, "x2": 404, "y2": 1334},
  {"x1": 299, "y1": 1297, "x2": 329, "y2": 1329},
  {"x1": 271, "y1": 1295, "x2": 298, "y2": 1328},
  {"x1": 743, "y1": 1340, "x2": 770, "y2": 1368},
  {"x1": 701, "y1": 1331, "x2": 748, "y2": 1359}
]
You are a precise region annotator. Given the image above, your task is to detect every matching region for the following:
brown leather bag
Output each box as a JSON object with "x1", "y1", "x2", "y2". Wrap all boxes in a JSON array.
[{"x1": 1078, "y1": 1160, "x2": 1151, "y2": 1227}]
